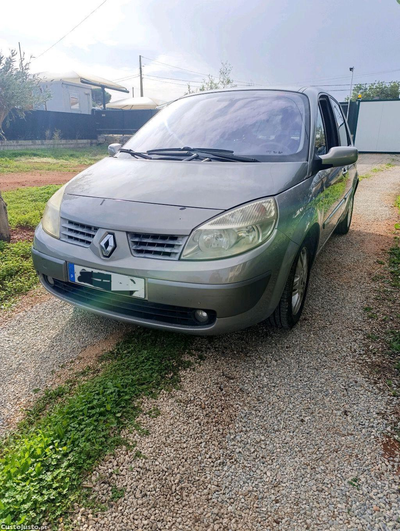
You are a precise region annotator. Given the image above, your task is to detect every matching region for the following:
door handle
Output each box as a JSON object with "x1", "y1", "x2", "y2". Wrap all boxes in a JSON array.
[{"x1": 342, "y1": 167, "x2": 348, "y2": 175}]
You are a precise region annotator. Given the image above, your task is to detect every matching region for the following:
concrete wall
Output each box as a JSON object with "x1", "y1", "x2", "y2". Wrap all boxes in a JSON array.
[{"x1": 0, "y1": 139, "x2": 97, "y2": 151}]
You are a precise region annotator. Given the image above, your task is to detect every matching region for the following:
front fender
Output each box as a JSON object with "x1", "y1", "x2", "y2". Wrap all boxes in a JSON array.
[{"x1": 276, "y1": 176, "x2": 321, "y2": 247}]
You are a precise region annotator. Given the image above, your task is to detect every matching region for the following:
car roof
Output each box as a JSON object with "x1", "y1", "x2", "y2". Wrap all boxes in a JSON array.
[{"x1": 170, "y1": 86, "x2": 337, "y2": 105}]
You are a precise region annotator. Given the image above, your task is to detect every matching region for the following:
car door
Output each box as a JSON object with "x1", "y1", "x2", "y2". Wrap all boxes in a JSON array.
[
  {"x1": 318, "y1": 95, "x2": 350, "y2": 245},
  {"x1": 330, "y1": 96, "x2": 356, "y2": 210}
]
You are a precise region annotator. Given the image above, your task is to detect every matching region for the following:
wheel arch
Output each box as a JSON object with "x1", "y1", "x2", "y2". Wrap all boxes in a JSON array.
[{"x1": 303, "y1": 223, "x2": 320, "y2": 266}]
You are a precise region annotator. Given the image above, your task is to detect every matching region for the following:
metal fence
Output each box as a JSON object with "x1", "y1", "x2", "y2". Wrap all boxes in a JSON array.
[
  {"x1": 3, "y1": 109, "x2": 158, "y2": 141},
  {"x1": 93, "y1": 109, "x2": 157, "y2": 135},
  {"x1": 7, "y1": 102, "x2": 392, "y2": 152}
]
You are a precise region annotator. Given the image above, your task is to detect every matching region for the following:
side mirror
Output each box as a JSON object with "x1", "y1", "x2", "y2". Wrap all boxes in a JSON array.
[
  {"x1": 108, "y1": 143, "x2": 121, "y2": 157},
  {"x1": 319, "y1": 146, "x2": 358, "y2": 168}
]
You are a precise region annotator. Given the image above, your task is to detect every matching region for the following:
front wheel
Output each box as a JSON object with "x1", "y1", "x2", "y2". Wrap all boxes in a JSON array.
[{"x1": 268, "y1": 244, "x2": 311, "y2": 329}]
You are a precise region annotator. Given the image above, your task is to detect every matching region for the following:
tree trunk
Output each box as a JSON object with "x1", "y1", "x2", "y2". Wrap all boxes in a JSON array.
[
  {"x1": 0, "y1": 108, "x2": 8, "y2": 140},
  {"x1": 0, "y1": 192, "x2": 11, "y2": 242}
]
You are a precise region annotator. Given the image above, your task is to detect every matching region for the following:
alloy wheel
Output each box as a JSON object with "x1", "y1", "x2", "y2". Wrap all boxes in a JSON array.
[{"x1": 292, "y1": 247, "x2": 308, "y2": 315}]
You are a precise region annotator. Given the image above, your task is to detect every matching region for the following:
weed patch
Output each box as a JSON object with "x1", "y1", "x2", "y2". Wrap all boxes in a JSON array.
[
  {"x1": 0, "y1": 330, "x2": 193, "y2": 527},
  {"x1": 359, "y1": 163, "x2": 394, "y2": 181},
  {"x1": 348, "y1": 477, "x2": 360, "y2": 489},
  {"x1": 0, "y1": 240, "x2": 37, "y2": 309},
  {"x1": 3, "y1": 185, "x2": 62, "y2": 229},
  {"x1": 389, "y1": 237, "x2": 400, "y2": 289}
]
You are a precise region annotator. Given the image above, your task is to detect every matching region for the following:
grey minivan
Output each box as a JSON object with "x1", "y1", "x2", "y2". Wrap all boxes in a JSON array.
[{"x1": 32, "y1": 87, "x2": 358, "y2": 334}]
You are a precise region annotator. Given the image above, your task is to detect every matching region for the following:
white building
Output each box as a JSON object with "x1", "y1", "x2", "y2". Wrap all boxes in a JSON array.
[{"x1": 37, "y1": 71, "x2": 129, "y2": 114}]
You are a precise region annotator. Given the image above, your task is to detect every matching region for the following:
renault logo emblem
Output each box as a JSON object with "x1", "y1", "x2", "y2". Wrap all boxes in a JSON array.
[{"x1": 100, "y1": 233, "x2": 116, "y2": 258}]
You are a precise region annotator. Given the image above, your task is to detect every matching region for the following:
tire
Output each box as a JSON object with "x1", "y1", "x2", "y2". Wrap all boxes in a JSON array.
[
  {"x1": 335, "y1": 193, "x2": 354, "y2": 235},
  {"x1": 268, "y1": 243, "x2": 311, "y2": 329}
]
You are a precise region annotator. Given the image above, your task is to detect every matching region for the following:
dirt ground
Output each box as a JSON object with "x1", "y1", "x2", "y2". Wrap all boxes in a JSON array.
[
  {"x1": 2, "y1": 153, "x2": 400, "y2": 192},
  {"x1": 0, "y1": 168, "x2": 87, "y2": 191}
]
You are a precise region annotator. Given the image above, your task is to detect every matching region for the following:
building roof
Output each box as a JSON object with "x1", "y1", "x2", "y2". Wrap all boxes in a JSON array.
[
  {"x1": 107, "y1": 96, "x2": 165, "y2": 110},
  {"x1": 39, "y1": 71, "x2": 129, "y2": 93}
]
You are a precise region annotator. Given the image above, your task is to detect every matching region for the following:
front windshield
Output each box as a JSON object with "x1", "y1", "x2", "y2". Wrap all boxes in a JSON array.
[{"x1": 124, "y1": 90, "x2": 310, "y2": 162}]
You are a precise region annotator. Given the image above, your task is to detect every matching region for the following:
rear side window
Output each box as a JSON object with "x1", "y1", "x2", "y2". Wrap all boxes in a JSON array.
[
  {"x1": 315, "y1": 107, "x2": 327, "y2": 155},
  {"x1": 330, "y1": 99, "x2": 350, "y2": 146}
]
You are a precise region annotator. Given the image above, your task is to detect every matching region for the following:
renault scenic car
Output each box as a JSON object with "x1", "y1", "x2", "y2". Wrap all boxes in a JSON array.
[{"x1": 32, "y1": 87, "x2": 358, "y2": 334}]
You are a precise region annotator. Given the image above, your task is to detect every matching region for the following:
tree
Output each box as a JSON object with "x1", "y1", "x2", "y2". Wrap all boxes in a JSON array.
[
  {"x1": 187, "y1": 62, "x2": 235, "y2": 94},
  {"x1": 0, "y1": 49, "x2": 49, "y2": 241},
  {"x1": 0, "y1": 49, "x2": 49, "y2": 139},
  {"x1": 350, "y1": 81, "x2": 400, "y2": 101},
  {"x1": 92, "y1": 88, "x2": 112, "y2": 107}
]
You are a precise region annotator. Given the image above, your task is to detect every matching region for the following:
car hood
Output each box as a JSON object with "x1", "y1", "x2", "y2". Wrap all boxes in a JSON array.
[{"x1": 65, "y1": 156, "x2": 308, "y2": 210}]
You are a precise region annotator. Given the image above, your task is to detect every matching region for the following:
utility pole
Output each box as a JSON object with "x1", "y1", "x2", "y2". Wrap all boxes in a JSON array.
[
  {"x1": 18, "y1": 42, "x2": 23, "y2": 70},
  {"x1": 347, "y1": 67, "x2": 355, "y2": 120},
  {"x1": 132, "y1": 87, "x2": 135, "y2": 97},
  {"x1": 139, "y1": 55, "x2": 144, "y2": 97}
]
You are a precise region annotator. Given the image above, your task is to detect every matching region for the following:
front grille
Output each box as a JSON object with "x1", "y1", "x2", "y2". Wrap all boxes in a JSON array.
[
  {"x1": 47, "y1": 278, "x2": 217, "y2": 328},
  {"x1": 128, "y1": 233, "x2": 187, "y2": 260},
  {"x1": 60, "y1": 219, "x2": 98, "y2": 247}
]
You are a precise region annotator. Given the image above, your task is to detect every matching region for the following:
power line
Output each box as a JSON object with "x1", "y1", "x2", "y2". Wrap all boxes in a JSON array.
[
  {"x1": 113, "y1": 69, "x2": 139, "y2": 81},
  {"x1": 143, "y1": 54, "x2": 400, "y2": 86},
  {"x1": 144, "y1": 74, "x2": 203, "y2": 84},
  {"x1": 113, "y1": 57, "x2": 400, "y2": 94},
  {"x1": 141, "y1": 56, "x2": 210, "y2": 78},
  {"x1": 144, "y1": 75, "x2": 201, "y2": 87},
  {"x1": 34, "y1": 0, "x2": 108, "y2": 59},
  {"x1": 346, "y1": 67, "x2": 400, "y2": 78},
  {"x1": 113, "y1": 73, "x2": 140, "y2": 82},
  {"x1": 289, "y1": 67, "x2": 400, "y2": 86},
  {"x1": 142, "y1": 55, "x2": 257, "y2": 86},
  {"x1": 143, "y1": 54, "x2": 400, "y2": 88}
]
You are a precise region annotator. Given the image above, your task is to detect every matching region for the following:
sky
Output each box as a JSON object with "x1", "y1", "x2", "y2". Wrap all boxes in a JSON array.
[{"x1": 1, "y1": 0, "x2": 400, "y2": 103}]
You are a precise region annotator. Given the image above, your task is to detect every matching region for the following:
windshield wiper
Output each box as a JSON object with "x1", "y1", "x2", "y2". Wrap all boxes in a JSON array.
[
  {"x1": 147, "y1": 147, "x2": 234, "y2": 154},
  {"x1": 119, "y1": 148, "x2": 151, "y2": 160},
  {"x1": 146, "y1": 147, "x2": 259, "y2": 162}
]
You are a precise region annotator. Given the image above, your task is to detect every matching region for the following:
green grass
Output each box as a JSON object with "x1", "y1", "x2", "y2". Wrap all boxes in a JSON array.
[
  {"x1": 395, "y1": 197, "x2": 400, "y2": 230},
  {"x1": 389, "y1": 196, "x2": 400, "y2": 289},
  {"x1": 389, "y1": 238, "x2": 400, "y2": 289},
  {"x1": 0, "y1": 185, "x2": 62, "y2": 308},
  {"x1": 0, "y1": 241, "x2": 37, "y2": 309},
  {"x1": 3, "y1": 185, "x2": 62, "y2": 229},
  {"x1": 0, "y1": 146, "x2": 107, "y2": 174},
  {"x1": 389, "y1": 331, "x2": 400, "y2": 353},
  {"x1": 388, "y1": 197, "x2": 400, "y2": 395},
  {"x1": 359, "y1": 163, "x2": 394, "y2": 181},
  {"x1": 348, "y1": 477, "x2": 360, "y2": 489},
  {"x1": 0, "y1": 330, "x2": 193, "y2": 527},
  {"x1": 110, "y1": 486, "x2": 125, "y2": 501}
]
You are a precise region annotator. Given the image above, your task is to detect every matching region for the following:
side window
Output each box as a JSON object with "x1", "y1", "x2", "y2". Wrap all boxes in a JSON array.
[
  {"x1": 315, "y1": 107, "x2": 327, "y2": 156},
  {"x1": 331, "y1": 100, "x2": 350, "y2": 146}
]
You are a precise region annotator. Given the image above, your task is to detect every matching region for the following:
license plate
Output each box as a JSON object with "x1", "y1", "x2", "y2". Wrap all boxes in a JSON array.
[{"x1": 68, "y1": 263, "x2": 146, "y2": 299}]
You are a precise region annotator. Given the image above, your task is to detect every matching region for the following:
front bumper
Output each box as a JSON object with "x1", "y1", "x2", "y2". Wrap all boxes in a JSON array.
[{"x1": 32, "y1": 224, "x2": 299, "y2": 334}]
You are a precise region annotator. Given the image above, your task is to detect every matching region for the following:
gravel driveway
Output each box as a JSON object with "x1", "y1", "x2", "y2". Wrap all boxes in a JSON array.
[
  {"x1": 76, "y1": 160, "x2": 400, "y2": 531},
  {"x1": 0, "y1": 303, "x2": 128, "y2": 434},
  {"x1": 1, "y1": 156, "x2": 399, "y2": 530}
]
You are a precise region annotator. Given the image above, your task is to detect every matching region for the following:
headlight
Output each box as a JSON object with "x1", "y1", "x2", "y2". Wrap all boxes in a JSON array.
[
  {"x1": 41, "y1": 185, "x2": 67, "y2": 238},
  {"x1": 181, "y1": 198, "x2": 277, "y2": 260}
]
